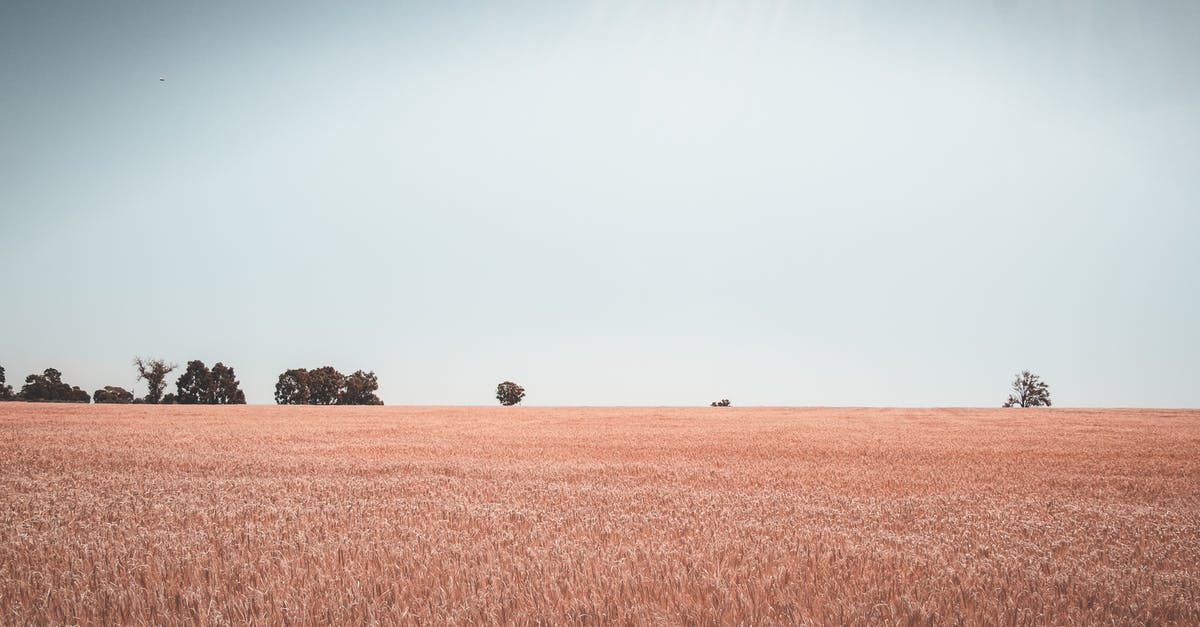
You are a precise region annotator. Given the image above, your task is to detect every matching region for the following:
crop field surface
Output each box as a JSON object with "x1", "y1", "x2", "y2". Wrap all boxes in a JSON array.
[{"x1": 1, "y1": 404, "x2": 1198, "y2": 625}]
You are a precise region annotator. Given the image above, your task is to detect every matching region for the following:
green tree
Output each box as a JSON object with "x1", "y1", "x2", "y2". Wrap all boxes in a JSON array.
[
  {"x1": 175, "y1": 360, "x2": 214, "y2": 404},
  {"x1": 306, "y1": 366, "x2": 345, "y2": 405},
  {"x1": 20, "y1": 368, "x2": 62, "y2": 401},
  {"x1": 175, "y1": 360, "x2": 245, "y2": 404},
  {"x1": 20, "y1": 368, "x2": 89, "y2": 403},
  {"x1": 496, "y1": 381, "x2": 525, "y2": 406},
  {"x1": 134, "y1": 357, "x2": 177, "y2": 404},
  {"x1": 210, "y1": 362, "x2": 247, "y2": 404},
  {"x1": 339, "y1": 370, "x2": 383, "y2": 405},
  {"x1": 1003, "y1": 370, "x2": 1051, "y2": 407},
  {"x1": 274, "y1": 368, "x2": 310, "y2": 404},
  {"x1": 93, "y1": 386, "x2": 134, "y2": 404},
  {"x1": 0, "y1": 365, "x2": 14, "y2": 400}
]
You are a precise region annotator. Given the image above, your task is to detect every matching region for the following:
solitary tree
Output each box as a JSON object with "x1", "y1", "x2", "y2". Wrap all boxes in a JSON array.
[
  {"x1": 1003, "y1": 370, "x2": 1051, "y2": 407},
  {"x1": 93, "y1": 386, "x2": 134, "y2": 404},
  {"x1": 134, "y1": 357, "x2": 177, "y2": 404},
  {"x1": 496, "y1": 381, "x2": 525, "y2": 406},
  {"x1": 339, "y1": 370, "x2": 383, "y2": 405},
  {"x1": 711, "y1": 399, "x2": 731, "y2": 407}
]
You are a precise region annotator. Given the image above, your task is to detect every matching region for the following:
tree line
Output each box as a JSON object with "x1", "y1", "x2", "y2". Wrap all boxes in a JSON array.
[
  {"x1": 274, "y1": 367, "x2": 382, "y2": 405},
  {"x1": 0, "y1": 359, "x2": 251, "y2": 405},
  {"x1": 0, "y1": 358, "x2": 384, "y2": 406},
  {"x1": 0, "y1": 360, "x2": 1053, "y2": 407}
]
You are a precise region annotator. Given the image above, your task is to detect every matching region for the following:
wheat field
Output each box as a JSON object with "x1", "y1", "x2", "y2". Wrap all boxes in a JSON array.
[{"x1": 1, "y1": 404, "x2": 1198, "y2": 625}]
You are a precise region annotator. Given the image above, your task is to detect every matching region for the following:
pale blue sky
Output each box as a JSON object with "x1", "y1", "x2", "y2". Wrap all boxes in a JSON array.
[{"x1": 2, "y1": 1, "x2": 1197, "y2": 406}]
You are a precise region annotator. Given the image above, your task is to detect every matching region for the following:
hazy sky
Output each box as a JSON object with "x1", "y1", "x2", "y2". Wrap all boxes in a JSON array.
[{"x1": 2, "y1": 1, "x2": 1197, "y2": 406}]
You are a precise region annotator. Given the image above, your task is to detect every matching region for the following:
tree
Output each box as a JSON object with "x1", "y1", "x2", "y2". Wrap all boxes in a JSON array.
[
  {"x1": 1003, "y1": 370, "x2": 1051, "y2": 407},
  {"x1": 175, "y1": 360, "x2": 214, "y2": 404},
  {"x1": 134, "y1": 357, "x2": 177, "y2": 404},
  {"x1": 339, "y1": 370, "x2": 383, "y2": 405},
  {"x1": 94, "y1": 386, "x2": 134, "y2": 404},
  {"x1": 496, "y1": 381, "x2": 525, "y2": 406},
  {"x1": 274, "y1": 366, "x2": 383, "y2": 405},
  {"x1": 176, "y1": 360, "x2": 246, "y2": 404},
  {"x1": 275, "y1": 368, "x2": 310, "y2": 404},
  {"x1": 306, "y1": 366, "x2": 345, "y2": 405},
  {"x1": 20, "y1": 368, "x2": 62, "y2": 401},
  {"x1": 711, "y1": 399, "x2": 731, "y2": 407},
  {"x1": 19, "y1": 368, "x2": 89, "y2": 403},
  {"x1": 210, "y1": 362, "x2": 247, "y2": 404},
  {"x1": 0, "y1": 365, "x2": 14, "y2": 401}
]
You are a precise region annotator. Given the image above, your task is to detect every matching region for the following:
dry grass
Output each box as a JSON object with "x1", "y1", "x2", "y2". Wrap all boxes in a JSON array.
[{"x1": 1, "y1": 404, "x2": 1198, "y2": 625}]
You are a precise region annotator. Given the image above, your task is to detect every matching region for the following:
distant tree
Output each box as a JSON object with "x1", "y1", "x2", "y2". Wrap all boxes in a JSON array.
[
  {"x1": 339, "y1": 370, "x2": 383, "y2": 405},
  {"x1": 20, "y1": 368, "x2": 89, "y2": 403},
  {"x1": 160, "y1": 393, "x2": 176, "y2": 404},
  {"x1": 134, "y1": 357, "x2": 177, "y2": 404},
  {"x1": 275, "y1": 366, "x2": 383, "y2": 405},
  {"x1": 175, "y1": 360, "x2": 214, "y2": 404},
  {"x1": 710, "y1": 399, "x2": 731, "y2": 407},
  {"x1": 210, "y1": 362, "x2": 247, "y2": 404},
  {"x1": 1003, "y1": 370, "x2": 1051, "y2": 407},
  {"x1": 274, "y1": 368, "x2": 310, "y2": 405},
  {"x1": 0, "y1": 365, "x2": 14, "y2": 400},
  {"x1": 496, "y1": 381, "x2": 525, "y2": 406},
  {"x1": 19, "y1": 368, "x2": 61, "y2": 401},
  {"x1": 93, "y1": 386, "x2": 134, "y2": 404},
  {"x1": 306, "y1": 366, "x2": 345, "y2": 405},
  {"x1": 175, "y1": 360, "x2": 245, "y2": 404}
]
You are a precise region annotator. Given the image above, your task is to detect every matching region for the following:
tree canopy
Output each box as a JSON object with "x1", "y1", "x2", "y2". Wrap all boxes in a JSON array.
[
  {"x1": 19, "y1": 368, "x2": 90, "y2": 403},
  {"x1": 274, "y1": 368, "x2": 311, "y2": 405},
  {"x1": 274, "y1": 366, "x2": 384, "y2": 405},
  {"x1": 306, "y1": 366, "x2": 344, "y2": 405},
  {"x1": 94, "y1": 386, "x2": 134, "y2": 404},
  {"x1": 175, "y1": 360, "x2": 246, "y2": 404},
  {"x1": 1003, "y1": 370, "x2": 1051, "y2": 407},
  {"x1": 339, "y1": 370, "x2": 383, "y2": 405},
  {"x1": 496, "y1": 381, "x2": 525, "y2": 406},
  {"x1": 0, "y1": 366, "x2": 14, "y2": 401},
  {"x1": 134, "y1": 357, "x2": 177, "y2": 404}
]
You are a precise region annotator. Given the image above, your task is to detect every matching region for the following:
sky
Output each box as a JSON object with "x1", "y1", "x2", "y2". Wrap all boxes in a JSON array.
[{"x1": 1, "y1": 0, "x2": 1198, "y2": 406}]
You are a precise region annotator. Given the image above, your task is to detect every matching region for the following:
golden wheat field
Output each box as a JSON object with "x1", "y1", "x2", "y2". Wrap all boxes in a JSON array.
[{"x1": 1, "y1": 404, "x2": 1198, "y2": 625}]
